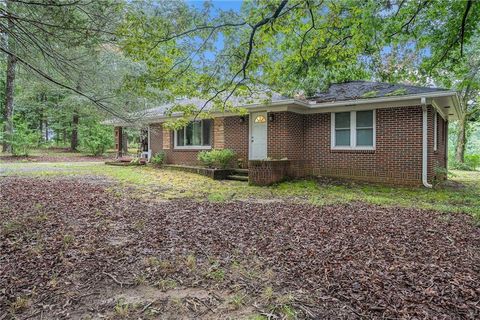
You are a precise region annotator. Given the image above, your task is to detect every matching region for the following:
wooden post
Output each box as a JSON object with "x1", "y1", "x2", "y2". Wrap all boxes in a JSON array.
[
  {"x1": 115, "y1": 126, "x2": 123, "y2": 158},
  {"x1": 122, "y1": 129, "x2": 128, "y2": 155}
]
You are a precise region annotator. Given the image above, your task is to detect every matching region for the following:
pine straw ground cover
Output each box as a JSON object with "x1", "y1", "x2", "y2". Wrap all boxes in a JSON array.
[{"x1": 1, "y1": 177, "x2": 479, "y2": 319}]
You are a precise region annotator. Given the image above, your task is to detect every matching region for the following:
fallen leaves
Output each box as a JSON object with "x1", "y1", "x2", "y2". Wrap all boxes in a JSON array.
[{"x1": 0, "y1": 176, "x2": 479, "y2": 319}]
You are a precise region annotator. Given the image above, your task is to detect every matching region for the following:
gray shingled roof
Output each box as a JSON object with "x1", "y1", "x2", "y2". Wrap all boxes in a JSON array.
[
  {"x1": 140, "y1": 91, "x2": 289, "y2": 119},
  {"x1": 309, "y1": 81, "x2": 449, "y2": 103}
]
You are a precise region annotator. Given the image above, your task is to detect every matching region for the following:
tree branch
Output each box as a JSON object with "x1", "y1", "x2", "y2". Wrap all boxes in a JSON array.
[
  {"x1": 0, "y1": 46, "x2": 130, "y2": 122},
  {"x1": 460, "y1": 0, "x2": 473, "y2": 56}
]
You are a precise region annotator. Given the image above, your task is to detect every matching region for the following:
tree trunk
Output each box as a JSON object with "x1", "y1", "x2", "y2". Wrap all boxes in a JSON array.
[
  {"x1": 38, "y1": 109, "x2": 43, "y2": 146},
  {"x1": 455, "y1": 115, "x2": 467, "y2": 163},
  {"x1": 2, "y1": 3, "x2": 16, "y2": 153},
  {"x1": 45, "y1": 119, "x2": 49, "y2": 141},
  {"x1": 70, "y1": 110, "x2": 79, "y2": 151},
  {"x1": 122, "y1": 130, "x2": 128, "y2": 155}
]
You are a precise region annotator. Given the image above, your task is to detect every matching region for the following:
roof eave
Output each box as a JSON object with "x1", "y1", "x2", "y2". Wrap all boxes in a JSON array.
[{"x1": 307, "y1": 91, "x2": 457, "y2": 108}]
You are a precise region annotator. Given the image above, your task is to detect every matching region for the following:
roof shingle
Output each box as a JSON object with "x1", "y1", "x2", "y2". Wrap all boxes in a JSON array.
[{"x1": 309, "y1": 81, "x2": 449, "y2": 103}]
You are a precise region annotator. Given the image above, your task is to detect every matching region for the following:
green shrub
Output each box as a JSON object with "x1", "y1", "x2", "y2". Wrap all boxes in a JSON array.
[
  {"x1": 214, "y1": 149, "x2": 236, "y2": 168},
  {"x1": 198, "y1": 150, "x2": 214, "y2": 167},
  {"x1": 465, "y1": 154, "x2": 480, "y2": 170},
  {"x1": 9, "y1": 120, "x2": 40, "y2": 156},
  {"x1": 197, "y1": 149, "x2": 236, "y2": 169},
  {"x1": 450, "y1": 160, "x2": 474, "y2": 171},
  {"x1": 150, "y1": 152, "x2": 166, "y2": 165},
  {"x1": 79, "y1": 124, "x2": 113, "y2": 156}
]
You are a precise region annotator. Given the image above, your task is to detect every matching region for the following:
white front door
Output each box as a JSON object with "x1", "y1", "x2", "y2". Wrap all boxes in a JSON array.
[{"x1": 250, "y1": 112, "x2": 268, "y2": 160}]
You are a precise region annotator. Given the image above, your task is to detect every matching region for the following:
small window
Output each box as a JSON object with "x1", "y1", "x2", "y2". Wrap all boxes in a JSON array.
[
  {"x1": 331, "y1": 110, "x2": 375, "y2": 149},
  {"x1": 175, "y1": 119, "x2": 212, "y2": 149},
  {"x1": 254, "y1": 115, "x2": 266, "y2": 123}
]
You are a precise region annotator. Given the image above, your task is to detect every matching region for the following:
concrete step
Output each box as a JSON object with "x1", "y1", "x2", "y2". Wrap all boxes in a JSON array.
[
  {"x1": 227, "y1": 175, "x2": 249, "y2": 182},
  {"x1": 231, "y1": 169, "x2": 249, "y2": 176}
]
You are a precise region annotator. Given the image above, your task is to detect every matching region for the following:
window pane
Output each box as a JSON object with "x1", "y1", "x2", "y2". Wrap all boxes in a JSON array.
[
  {"x1": 177, "y1": 128, "x2": 185, "y2": 146},
  {"x1": 356, "y1": 128, "x2": 373, "y2": 146},
  {"x1": 356, "y1": 110, "x2": 373, "y2": 128},
  {"x1": 185, "y1": 122, "x2": 193, "y2": 145},
  {"x1": 335, "y1": 129, "x2": 350, "y2": 146},
  {"x1": 202, "y1": 119, "x2": 211, "y2": 146},
  {"x1": 192, "y1": 121, "x2": 201, "y2": 145},
  {"x1": 254, "y1": 115, "x2": 266, "y2": 123},
  {"x1": 335, "y1": 112, "x2": 350, "y2": 129}
]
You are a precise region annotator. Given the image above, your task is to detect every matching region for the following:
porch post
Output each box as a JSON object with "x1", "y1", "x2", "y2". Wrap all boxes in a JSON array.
[
  {"x1": 114, "y1": 126, "x2": 123, "y2": 158},
  {"x1": 121, "y1": 129, "x2": 128, "y2": 156}
]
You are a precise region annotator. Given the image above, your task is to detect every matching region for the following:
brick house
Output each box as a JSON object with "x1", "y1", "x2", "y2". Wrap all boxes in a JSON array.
[{"x1": 111, "y1": 81, "x2": 460, "y2": 187}]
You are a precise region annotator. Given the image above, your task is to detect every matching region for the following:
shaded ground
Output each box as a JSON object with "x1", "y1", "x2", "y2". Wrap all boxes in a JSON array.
[
  {"x1": 1, "y1": 176, "x2": 479, "y2": 319},
  {"x1": 0, "y1": 147, "x2": 114, "y2": 163},
  {"x1": 2, "y1": 161, "x2": 480, "y2": 218}
]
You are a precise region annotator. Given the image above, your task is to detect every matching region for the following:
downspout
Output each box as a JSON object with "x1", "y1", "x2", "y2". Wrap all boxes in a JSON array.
[
  {"x1": 421, "y1": 97, "x2": 432, "y2": 188},
  {"x1": 147, "y1": 125, "x2": 152, "y2": 161}
]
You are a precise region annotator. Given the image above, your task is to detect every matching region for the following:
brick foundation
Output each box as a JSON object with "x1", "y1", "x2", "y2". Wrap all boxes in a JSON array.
[{"x1": 249, "y1": 160, "x2": 290, "y2": 185}]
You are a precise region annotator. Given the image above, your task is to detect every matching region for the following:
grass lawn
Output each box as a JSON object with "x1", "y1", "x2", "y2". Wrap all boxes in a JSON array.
[{"x1": 1, "y1": 161, "x2": 479, "y2": 219}]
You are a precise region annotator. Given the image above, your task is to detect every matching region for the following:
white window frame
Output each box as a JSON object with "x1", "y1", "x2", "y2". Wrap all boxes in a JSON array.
[
  {"x1": 174, "y1": 120, "x2": 212, "y2": 150},
  {"x1": 434, "y1": 111, "x2": 438, "y2": 151},
  {"x1": 331, "y1": 110, "x2": 376, "y2": 150}
]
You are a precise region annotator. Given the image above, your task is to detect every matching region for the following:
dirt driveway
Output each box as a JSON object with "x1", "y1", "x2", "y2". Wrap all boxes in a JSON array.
[{"x1": 1, "y1": 175, "x2": 479, "y2": 319}]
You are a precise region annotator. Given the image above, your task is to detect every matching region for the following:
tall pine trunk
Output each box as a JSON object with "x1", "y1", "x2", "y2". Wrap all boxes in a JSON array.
[
  {"x1": 45, "y1": 119, "x2": 48, "y2": 141},
  {"x1": 70, "y1": 110, "x2": 79, "y2": 151},
  {"x1": 2, "y1": 1, "x2": 16, "y2": 153},
  {"x1": 455, "y1": 114, "x2": 467, "y2": 163}
]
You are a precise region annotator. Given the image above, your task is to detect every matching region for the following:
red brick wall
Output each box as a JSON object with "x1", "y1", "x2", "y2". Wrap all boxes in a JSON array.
[
  {"x1": 149, "y1": 123, "x2": 208, "y2": 165},
  {"x1": 305, "y1": 107, "x2": 420, "y2": 185},
  {"x1": 149, "y1": 107, "x2": 447, "y2": 186},
  {"x1": 224, "y1": 116, "x2": 249, "y2": 167},
  {"x1": 150, "y1": 124, "x2": 163, "y2": 155},
  {"x1": 267, "y1": 112, "x2": 305, "y2": 160},
  {"x1": 150, "y1": 116, "x2": 249, "y2": 166},
  {"x1": 249, "y1": 160, "x2": 290, "y2": 185}
]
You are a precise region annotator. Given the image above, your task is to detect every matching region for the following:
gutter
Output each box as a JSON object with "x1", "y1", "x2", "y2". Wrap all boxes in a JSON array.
[
  {"x1": 306, "y1": 91, "x2": 457, "y2": 109},
  {"x1": 421, "y1": 97, "x2": 432, "y2": 188}
]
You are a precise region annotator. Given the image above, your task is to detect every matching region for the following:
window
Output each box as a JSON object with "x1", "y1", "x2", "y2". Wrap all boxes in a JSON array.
[
  {"x1": 174, "y1": 119, "x2": 212, "y2": 149},
  {"x1": 254, "y1": 115, "x2": 266, "y2": 123},
  {"x1": 331, "y1": 110, "x2": 375, "y2": 149}
]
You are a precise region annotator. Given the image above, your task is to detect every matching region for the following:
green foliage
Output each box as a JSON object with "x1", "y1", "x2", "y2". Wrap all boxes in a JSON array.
[
  {"x1": 465, "y1": 154, "x2": 480, "y2": 170},
  {"x1": 450, "y1": 158, "x2": 477, "y2": 171},
  {"x1": 198, "y1": 149, "x2": 236, "y2": 169},
  {"x1": 384, "y1": 88, "x2": 407, "y2": 96},
  {"x1": 361, "y1": 90, "x2": 378, "y2": 98},
  {"x1": 79, "y1": 123, "x2": 113, "y2": 156},
  {"x1": 9, "y1": 119, "x2": 40, "y2": 157},
  {"x1": 150, "y1": 152, "x2": 166, "y2": 166},
  {"x1": 197, "y1": 150, "x2": 214, "y2": 167}
]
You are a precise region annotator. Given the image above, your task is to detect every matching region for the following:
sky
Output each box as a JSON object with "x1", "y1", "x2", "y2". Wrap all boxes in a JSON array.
[
  {"x1": 185, "y1": 0, "x2": 243, "y2": 59},
  {"x1": 187, "y1": 0, "x2": 243, "y2": 12}
]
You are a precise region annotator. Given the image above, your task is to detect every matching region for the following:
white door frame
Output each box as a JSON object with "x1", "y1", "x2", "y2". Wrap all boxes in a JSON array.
[{"x1": 249, "y1": 111, "x2": 268, "y2": 160}]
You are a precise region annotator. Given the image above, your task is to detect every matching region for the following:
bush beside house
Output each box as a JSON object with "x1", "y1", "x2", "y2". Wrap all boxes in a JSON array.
[{"x1": 198, "y1": 149, "x2": 236, "y2": 169}]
